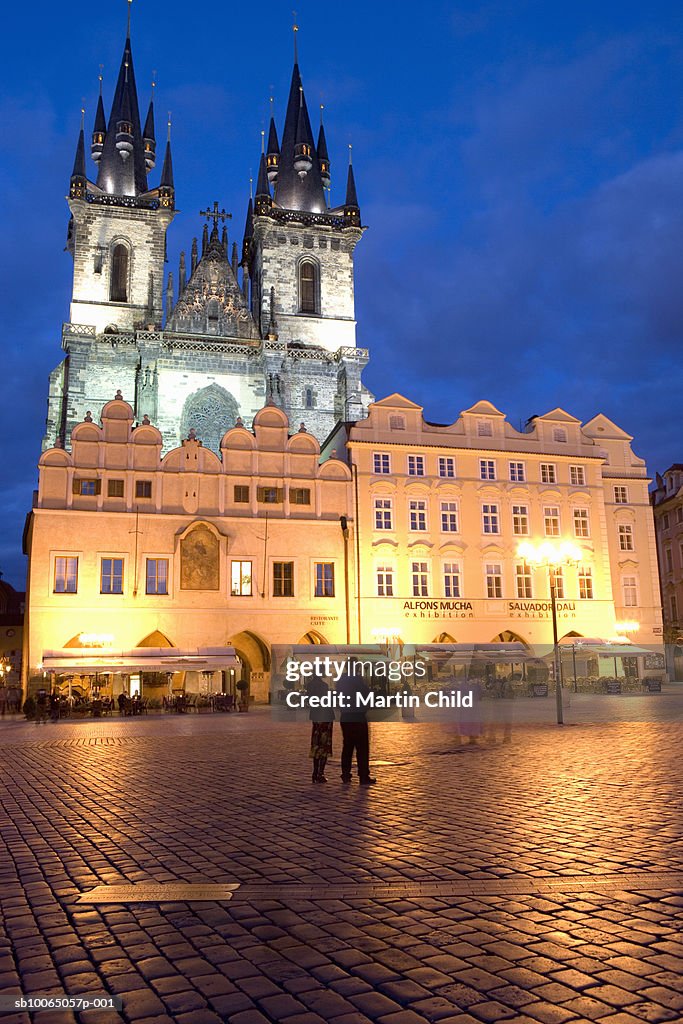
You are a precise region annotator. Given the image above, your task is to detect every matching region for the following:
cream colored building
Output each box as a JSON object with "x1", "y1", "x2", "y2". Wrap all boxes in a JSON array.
[
  {"x1": 24, "y1": 397, "x2": 353, "y2": 702},
  {"x1": 24, "y1": 392, "x2": 663, "y2": 701},
  {"x1": 323, "y1": 395, "x2": 663, "y2": 649}
]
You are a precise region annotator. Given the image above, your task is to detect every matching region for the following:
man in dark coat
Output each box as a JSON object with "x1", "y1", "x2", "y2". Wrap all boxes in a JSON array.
[{"x1": 337, "y1": 660, "x2": 377, "y2": 785}]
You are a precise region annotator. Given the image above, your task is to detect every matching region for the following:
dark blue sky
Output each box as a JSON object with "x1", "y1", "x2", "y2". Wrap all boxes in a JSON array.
[{"x1": 3, "y1": 0, "x2": 683, "y2": 588}]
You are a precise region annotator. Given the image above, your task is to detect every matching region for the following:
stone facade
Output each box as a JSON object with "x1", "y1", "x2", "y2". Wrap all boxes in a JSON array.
[{"x1": 651, "y1": 465, "x2": 683, "y2": 675}]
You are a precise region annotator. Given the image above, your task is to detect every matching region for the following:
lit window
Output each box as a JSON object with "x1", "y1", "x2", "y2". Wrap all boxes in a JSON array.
[
  {"x1": 573, "y1": 508, "x2": 590, "y2": 538},
  {"x1": 315, "y1": 562, "x2": 335, "y2": 597},
  {"x1": 623, "y1": 576, "x2": 638, "y2": 607},
  {"x1": 515, "y1": 563, "x2": 533, "y2": 599},
  {"x1": 485, "y1": 563, "x2": 502, "y2": 599},
  {"x1": 146, "y1": 558, "x2": 168, "y2": 595},
  {"x1": 411, "y1": 561, "x2": 429, "y2": 597},
  {"x1": 443, "y1": 562, "x2": 461, "y2": 598},
  {"x1": 512, "y1": 504, "x2": 529, "y2": 536},
  {"x1": 578, "y1": 565, "x2": 593, "y2": 599},
  {"x1": 409, "y1": 500, "x2": 427, "y2": 531},
  {"x1": 136, "y1": 480, "x2": 152, "y2": 499},
  {"x1": 540, "y1": 463, "x2": 556, "y2": 484},
  {"x1": 377, "y1": 565, "x2": 394, "y2": 597},
  {"x1": 479, "y1": 459, "x2": 496, "y2": 481},
  {"x1": 374, "y1": 498, "x2": 393, "y2": 530},
  {"x1": 273, "y1": 561, "x2": 294, "y2": 597},
  {"x1": 100, "y1": 558, "x2": 123, "y2": 595},
  {"x1": 544, "y1": 506, "x2": 560, "y2": 537},
  {"x1": 549, "y1": 567, "x2": 564, "y2": 600},
  {"x1": 231, "y1": 560, "x2": 252, "y2": 596},
  {"x1": 440, "y1": 501, "x2": 458, "y2": 532},
  {"x1": 299, "y1": 260, "x2": 318, "y2": 314},
  {"x1": 509, "y1": 461, "x2": 525, "y2": 482},
  {"x1": 408, "y1": 455, "x2": 425, "y2": 476},
  {"x1": 614, "y1": 486, "x2": 628, "y2": 504},
  {"x1": 54, "y1": 556, "x2": 78, "y2": 594},
  {"x1": 373, "y1": 453, "x2": 391, "y2": 475},
  {"x1": 438, "y1": 457, "x2": 455, "y2": 478},
  {"x1": 570, "y1": 465, "x2": 586, "y2": 487},
  {"x1": 618, "y1": 524, "x2": 634, "y2": 551},
  {"x1": 482, "y1": 503, "x2": 499, "y2": 534}
]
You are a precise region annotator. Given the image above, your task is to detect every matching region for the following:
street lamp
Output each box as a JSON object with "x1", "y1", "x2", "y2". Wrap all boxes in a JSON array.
[{"x1": 516, "y1": 540, "x2": 583, "y2": 725}]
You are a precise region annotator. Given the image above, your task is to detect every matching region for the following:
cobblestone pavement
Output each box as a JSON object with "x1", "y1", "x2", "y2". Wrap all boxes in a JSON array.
[{"x1": 1, "y1": 711, "x2": 683, "y2": 1024}]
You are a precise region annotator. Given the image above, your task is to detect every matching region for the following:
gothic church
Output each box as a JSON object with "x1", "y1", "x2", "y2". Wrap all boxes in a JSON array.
[{"x1": 44, "y1": 20, "x2": 372, "y2": 453}]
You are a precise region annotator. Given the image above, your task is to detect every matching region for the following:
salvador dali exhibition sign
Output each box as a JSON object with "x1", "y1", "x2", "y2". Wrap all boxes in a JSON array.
[{"x1": 401, "y1": 599, "x2": 577, "y2": 620}]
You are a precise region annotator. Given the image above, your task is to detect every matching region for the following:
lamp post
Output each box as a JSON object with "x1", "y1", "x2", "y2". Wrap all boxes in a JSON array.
[
  {"x1": 340, "y1": 515, "x2": 351, "y2": 644},
  {"x1": 517, "y1": 540, "x2": 582, "y2": 725}
]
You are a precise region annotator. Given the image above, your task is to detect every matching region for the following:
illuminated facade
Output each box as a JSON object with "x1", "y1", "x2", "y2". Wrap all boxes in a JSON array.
[
  {"x1": 44, "y1": 21, "x2": 372, "y2": 456},
  {"x1": 25, "y1": 398, "x2": 353, "y2": 701},
  {"x1": 324, "y1": 394, "x2": 663, "y2": 648},
  {"x1": 651, "y1": 466, "x2": 683, "y2": 674},
  {"x1": 24, "y1": 392, "x2": 664, "y2": 700}
]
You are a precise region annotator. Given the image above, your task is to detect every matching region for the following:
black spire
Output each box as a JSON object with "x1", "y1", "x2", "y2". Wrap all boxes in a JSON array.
[
  {"x1": 69, "y1": 124, "x2": 87, "y2": 199},
  {"x1": 343, "y1": 151, "x2": 361, "y2": 228},
  {"x1": 242, "y1": 197, "x2": 253, "y2": 265},
  {"x1": 317, "y1": 111, "x2": 330, "y2": 193},
  {"x1": 143, "y1": 95, "x2": 156, "y2": 170},
  {"x1": 91, "y1": 88, "x2": 107, "y2": 163},
  {"x1": 274, "y1": 62, "x2": 326, "y2": 213},
  {"x1": 254, "y1": 153, "x2": 271, "y2": 214},
  {"x1": 158, "y1": 118, "x2": 174, "y2": 209},
  {"x1": 95, "y1": 32, "x2": 148, "y2": 196},
  {"x1": 266, "y1": 112, "x2": 280, "y2": 185}
]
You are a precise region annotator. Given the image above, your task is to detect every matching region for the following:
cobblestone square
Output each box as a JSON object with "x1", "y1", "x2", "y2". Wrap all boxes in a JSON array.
[{"x1": 1, "y1": 711, "x2": 683, "y2": 1024}]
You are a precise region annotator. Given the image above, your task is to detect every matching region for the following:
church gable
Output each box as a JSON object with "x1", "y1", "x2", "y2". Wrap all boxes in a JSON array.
[{"x1": 166, "y1": 230, "x2": 258, "y2": 340}]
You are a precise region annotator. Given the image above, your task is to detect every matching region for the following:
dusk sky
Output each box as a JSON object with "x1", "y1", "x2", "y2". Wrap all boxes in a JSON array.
[{"x1": 3, "y1": 0, "x2": 683, "y2": 588}]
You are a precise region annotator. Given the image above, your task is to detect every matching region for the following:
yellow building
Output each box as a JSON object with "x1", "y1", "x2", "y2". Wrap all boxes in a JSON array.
[
  {"x1": 24, "y1": 392, "x2": 664, "y2": 702},
  {"x1": 23, "y1": 397, "x2": 353, "y2": 703},
  {"x1": 324, "y1": 395, "x2": 663, "y2": 649}
]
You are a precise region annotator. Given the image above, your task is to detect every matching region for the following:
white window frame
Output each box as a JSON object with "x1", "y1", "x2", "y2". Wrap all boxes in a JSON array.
[
  {"x1": 482, "y1": 503, "x2": 500, "y2": 534},
  {"x1": 570, "y1": 465, "x2": 586, "y2": 486},
  {"x1": 438, "y1": 456, "x2": 456, "y2": 478},
  {"x1": 443, "y1": 561, "x2": 461, "y2": 598},
  {"x1": 618, "y1": 524, "x2": 634, "y2": 551},
  {"x1": 622, "y1": 576, "x2": 638, "y2": 608},
  {"x1": 515, "y1": 562, "x2": 533, "y2": 599},
  {"x1": 540, "y1": 463, "x2": 557, "y2": 485},
  {"x1": 411, "y1": 561, "x2": 429, "y2": 597},
  {"x1": 376, "y1": 565, "x2": 394, "y2": 597},
  {"x1": 374, "y1": 497, "x2": 393, "y2": 531},
  {"x1": 512, "y1": 504, "x2": 529, "y2": 536},
  {"x1": 440, "y1": 501, "x2": 458, "y2": 533},
  {"x1": 479, "y1": 458, "x2": 496, "y2": 481},
  {"x1": 231, "y1": 559, "x2": 253, "y2": 597},
  {"x1": 54, "y1": 555, "x2": 79, "y2": 594},
  {"x1": 544, "y1": 506, "x2": 560, "y2": 537},
  {"x1": 573, "y1": 508, "x2": 590, "y2": 538},
  {"x1": 373, "y1": 452, "x2": 391, "y2": 475},
  {"x1": 509, "y1": 461, "x2": 525, "y2": 482},
  {"x1": 409, "y1": 499, "x2": 427, "y2": 531},
  {"x1": 485, "y1": 563, "x2": 503, "y2": 599},
  {"x1": 614, "y1": 485, "x2": 628, "y2": 504},
  {"x1": 407, "y1": 454, "x2": 426, "y2": 477}
]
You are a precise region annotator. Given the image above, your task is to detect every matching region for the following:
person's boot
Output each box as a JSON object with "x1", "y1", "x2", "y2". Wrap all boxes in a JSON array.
[
  {"x1": 312, "y1": 758, "x2": 323, "y2": 782},
  {"x1": 317, "y1": 757, "x2": 328, "y2": 782}
]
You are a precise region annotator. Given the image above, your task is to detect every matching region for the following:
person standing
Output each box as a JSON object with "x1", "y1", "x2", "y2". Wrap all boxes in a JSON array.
[
  {"x1": 306, "y1": 672, "x2": 334, "y2": 783},
  {"x1": 337, "y1": 660, "x2": 377, "y2": 785},
  {"x1": 0, "y1": 682, "x2": 7, "y2": 718}
]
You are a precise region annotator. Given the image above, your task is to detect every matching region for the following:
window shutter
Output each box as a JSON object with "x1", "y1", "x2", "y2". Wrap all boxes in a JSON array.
[
  {"x1": 95, "y1": 480, "x2": 102, "y2": 495},
  {"x1": 72, "y1": 479, "x2": 80, "y2": 494}
]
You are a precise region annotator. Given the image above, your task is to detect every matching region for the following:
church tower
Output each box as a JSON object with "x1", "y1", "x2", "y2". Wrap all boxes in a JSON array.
[
  {"x1": 67, "y1": 28, "x2": 175, "y2": 333},
  {"x1": 242, "y1": 33, "x2": 370, "y2": 426},
  {"x1": 44, "y1": 16, "x2": 176, "y2": 448}
]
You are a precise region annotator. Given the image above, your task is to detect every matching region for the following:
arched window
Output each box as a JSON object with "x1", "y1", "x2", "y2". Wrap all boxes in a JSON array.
[
  {"x1": 110, "y1": 244, "x2": 129, "y2": 302},
  {"x1": 304, "y1": 388, "x2": 315, "y2": 409},
  {"x1": 299, "y1": 259, "x2": 319, "y2": 314}
]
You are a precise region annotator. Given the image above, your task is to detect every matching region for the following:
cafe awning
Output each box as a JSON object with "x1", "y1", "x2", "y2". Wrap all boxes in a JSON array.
[{"x1": 41, "y1": 646, "x2": 241, "y2": 675}]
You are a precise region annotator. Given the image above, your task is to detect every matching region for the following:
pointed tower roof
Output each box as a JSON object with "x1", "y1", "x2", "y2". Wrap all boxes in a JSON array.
[
  {"x1": 160, "y1": 137, "x2": 174, "y2": 189},
  {"x1": 255, "y1": 152, "x2": 270, "y2": 198},
  {"x1": 71, "y1": 125, "x2": 87, "y2": 181},
  {"x1": 93, "y1": 91, "x2": 107, "y2": 135},
  {"x1": 274, "y1": 62, "x2": 326, "y2": 213},
  {"x1": 243, "y1": 196, "x2": 254, "y2": 241},
  {"x1": 143, "y1": 97, "x2": 155, "y2": 142},
  {"x1": 345, "y1": 152, "x2": 359, "y2": 208},
  {"x1": 267, "y1": 115, "x2": 280, "y2": 157},
  {"x1": 95, "y1": 31, "x2": 148, "y2": 196},
  {"x1": 316, "y1": 119, "x2": 329, "y2": 163}
]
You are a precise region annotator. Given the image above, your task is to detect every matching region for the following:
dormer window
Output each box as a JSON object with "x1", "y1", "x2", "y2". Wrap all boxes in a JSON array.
[
  {"x1": 110, "y1": 243, "x2": 129, "y2": 302},
  {"x1": 298, "y1": 259, "x2": 319, "y2": 314}
]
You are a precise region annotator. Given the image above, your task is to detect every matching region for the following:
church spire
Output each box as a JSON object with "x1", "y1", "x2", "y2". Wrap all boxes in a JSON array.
[
  {"x1": 254, "y1": 152, "x2": 271, "y2": 215},
  {"x1": 343, "y1": 146, "x2": 361, "y2": 227},
  {"x1": 95, "y1": 13, "x2": 148, "y2": 197},
  {"x1": 266, "y1": 97, "x2": 280, "y2": 185},
  {"x1": 91, "y1": 68, "x2": 106, "y2": 163},
  {"x1": 158, "y1": 114, "x2": 174, "y2": 209},
  {"x1": 143, "y1": 74, "x2": 156, "y2": 171},
  {"x1": 273, "y1": 45, "x2": 326, "y2": 213},
  {"x1": 69, "y1": 110, "x2": 87, "y2": 200},
  {"x1": 317, "y1": 105, "x2": 330, "y2": 193}
]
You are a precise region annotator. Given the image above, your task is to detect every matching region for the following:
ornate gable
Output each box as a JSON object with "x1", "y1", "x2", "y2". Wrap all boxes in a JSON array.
[{"x1": 166, "y1": 233, "x2": 258, "y2": 340}]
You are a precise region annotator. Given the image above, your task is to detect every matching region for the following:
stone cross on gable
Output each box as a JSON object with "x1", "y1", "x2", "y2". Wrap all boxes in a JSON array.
[{"x1": 199, "y1": 202, "x2": 232, "y2": 230}]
